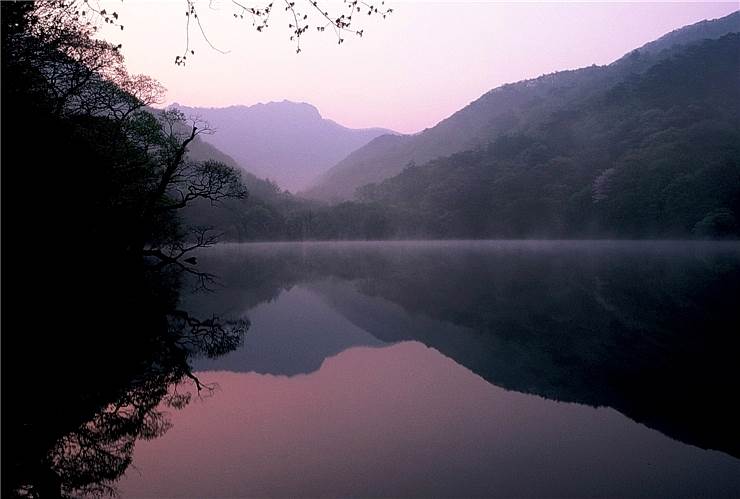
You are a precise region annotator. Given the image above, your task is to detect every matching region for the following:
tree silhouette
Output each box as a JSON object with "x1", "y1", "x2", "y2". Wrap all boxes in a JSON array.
[
  {"x1": 1, "y1": 6, "x2": 251, "y2": 494},
  {"x1": 3, "y1": 0, "x2": 249, "y2": 275}
]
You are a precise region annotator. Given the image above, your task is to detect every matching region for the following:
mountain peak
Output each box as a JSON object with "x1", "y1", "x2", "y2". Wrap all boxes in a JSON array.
[
  {"x1": 251, "y1": 100, "x2": 322, "y2": 120},
  {"x1": 172, "y1": 101, "x2": 395, "y2": 192},
  {"x1": 173, "y1": 100, "x2": 323, "y2": 122}
]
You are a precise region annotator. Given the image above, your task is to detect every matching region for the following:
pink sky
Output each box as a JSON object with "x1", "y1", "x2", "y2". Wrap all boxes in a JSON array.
[{"x1": 97, "y1": 1, "x2": 738, "y2": 133}]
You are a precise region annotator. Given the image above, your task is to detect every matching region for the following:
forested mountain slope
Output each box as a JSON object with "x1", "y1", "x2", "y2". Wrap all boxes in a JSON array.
[
  {"x1": 305, "y1": 11, "x2": 739, "y2": 203},
  {"x1": 357, "y1": 34, "x2": 740, "y2": 238}
]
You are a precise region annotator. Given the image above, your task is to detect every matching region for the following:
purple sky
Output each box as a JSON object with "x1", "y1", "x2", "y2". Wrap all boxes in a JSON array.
[{"x1": 97, "y1": 1, "x2": 738, "y2": 133}]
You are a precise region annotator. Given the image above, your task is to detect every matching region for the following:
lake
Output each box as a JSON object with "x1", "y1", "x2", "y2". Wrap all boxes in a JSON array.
[{"x1": 116, "y1": 240, "x2": 740, "y2": 497}]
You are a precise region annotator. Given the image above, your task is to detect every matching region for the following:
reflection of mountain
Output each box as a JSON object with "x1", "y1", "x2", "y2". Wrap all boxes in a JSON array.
[
  {"x1": 121, "y1": 343, "x2": 740, "y2": 498},
  {"x1": 190, "y1": 241, "x2": 740, "y2": 458},
  {"x1": 193, "y1": 285, "x2": 383, "y2": 375}
]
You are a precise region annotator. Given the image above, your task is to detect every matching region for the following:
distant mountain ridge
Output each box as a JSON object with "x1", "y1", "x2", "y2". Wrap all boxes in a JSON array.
[
  {"x1": 172, "y1": 100, "x2": 395, "y2": 192},
  {"x1": 356, "y1": 32, "x2": 740, "y2": 238},
  {"x1": 304, "y1": 11, "x2": 740, "y2": 202},
  {"x1": 634, "y1": 9, "x2": 740, "y2": 56},
  {"x1": 180, "y1": 12, "x2": 740, "y2": 241}
]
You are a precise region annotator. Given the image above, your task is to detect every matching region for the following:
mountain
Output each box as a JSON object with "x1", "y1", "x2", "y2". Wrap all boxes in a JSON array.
[
  {"x1": 355, "y1": 33, "x2": 740, "y2": 238},
  {"x1": 183, "y1": 120, "x2": 398, "y2": 242},
  {"x1": 183, "y1": 12, "x2": 740, "y2": 241},
  {"x1": 183, "y1": 134, "x2": 316, "y2": 241},
  {"x1": 305, "y1": 11, "x2": 740, "y2": 202},
  {"x1": 172, "y1": 100, "x2": 395, "y2": 192},
  {"x1": 183, "y1": 134, "x2": 394, "y2": 242},
  {"x1": 635, "y1": 9, "x2": 740, "y2": 56}
]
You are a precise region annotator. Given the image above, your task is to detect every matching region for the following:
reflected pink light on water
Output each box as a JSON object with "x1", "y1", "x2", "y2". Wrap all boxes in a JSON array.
[{"x1": 119, "y1": 342, "x2": 740, "y2": 498}]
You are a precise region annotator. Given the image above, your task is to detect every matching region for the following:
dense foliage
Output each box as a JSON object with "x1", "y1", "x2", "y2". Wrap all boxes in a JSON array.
[
  {"x1": 2, "y1": 1, "x2": 247, "y2": 264},
  {"x1": 181, "y1": 140, "x2": 394, "y2": 240},
  {"x1": 354, "y1": 34, "x2": 740, "y2": 239}
]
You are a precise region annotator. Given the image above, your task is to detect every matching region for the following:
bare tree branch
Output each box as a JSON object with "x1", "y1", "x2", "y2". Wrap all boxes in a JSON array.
[{"x1": 176, "y1": 0, "x2": 392, "y2": 62}]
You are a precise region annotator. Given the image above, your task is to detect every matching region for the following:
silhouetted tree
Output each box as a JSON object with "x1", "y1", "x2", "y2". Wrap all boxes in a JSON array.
[
  {"x1": 174, "y1": 0, "x2": 393, "y2": 59},
  {"x1": 2, "y1": 5, "x2": 252, "y2": 495},
  {"x1": 3, "y1": 0, "x2": 249, "y2": 273},
  {"x1": 38, "y1": 0, "x2": 392, "y2": 62}
]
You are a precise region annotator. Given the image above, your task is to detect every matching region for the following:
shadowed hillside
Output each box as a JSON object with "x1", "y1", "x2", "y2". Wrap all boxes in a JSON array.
[{"x1": 305, "y1": 11, "x2": 739, "y2": 203}]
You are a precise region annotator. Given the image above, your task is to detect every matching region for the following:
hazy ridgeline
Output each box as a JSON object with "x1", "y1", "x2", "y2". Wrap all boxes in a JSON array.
[
  {"x1": 185, "y1": 13, "x2": 740, "y2": 241},
  {"x1": 305, "y1": 13, "x2": 740, "y2": 205},
  {"x1": 174, "y1": 101, "x2": 394, "y2": 192}
]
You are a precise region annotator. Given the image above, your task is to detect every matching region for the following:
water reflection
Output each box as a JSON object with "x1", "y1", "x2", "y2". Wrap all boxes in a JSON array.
[
  {"x1": 122, "y1": 341, "x2": 740, "y2": 497},
  {"x1": 4, "y1": 258, "x2": 248, "y2": 497},
  {"x1": 9, "y1": 241, "x2": 740, "y2": 497},
  {"x1": 186, "y1": 241, "x2": 740, "y2": 457},
  {"x1": 115, "y1": 240, "x2": 740, "y2": 497},
  {"x1": 195, "y1": 286, "x2": 383, "y2": 375}
]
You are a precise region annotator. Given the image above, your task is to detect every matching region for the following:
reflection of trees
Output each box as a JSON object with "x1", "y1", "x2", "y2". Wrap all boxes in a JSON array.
[
  {"x1": 45, "y1": 380, "x2": 174, "y2": 498},
  {"x1": 6, "y1": 260, "x2": 248, "y2": 498},
  {"x1": 44, "y1": 312, "x2": 248, "y2": 498}
]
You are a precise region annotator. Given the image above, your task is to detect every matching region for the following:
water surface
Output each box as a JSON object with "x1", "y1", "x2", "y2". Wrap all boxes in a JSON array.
[{"x1": 118, "y1": 241, "x2": 740, "y2": 497}]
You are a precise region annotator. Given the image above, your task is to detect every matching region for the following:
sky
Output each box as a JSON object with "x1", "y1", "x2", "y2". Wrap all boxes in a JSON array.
[{"x1": 95, "y1": 1, "x2": 739, "y2": 134}]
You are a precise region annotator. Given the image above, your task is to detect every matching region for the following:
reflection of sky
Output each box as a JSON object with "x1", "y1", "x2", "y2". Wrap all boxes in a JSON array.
[
  {"x1": 118, "y1": 242, "x2": 740, "y2": 496},
  {"x1": 95, "y1": 2, "x2": 739, "y2": 133},
  {"x1": 120, "y1": 285, "x2": 740, "y2": 498},
  {"x1": 121, "y1": 341, "x2": 740, "y2": 498}
]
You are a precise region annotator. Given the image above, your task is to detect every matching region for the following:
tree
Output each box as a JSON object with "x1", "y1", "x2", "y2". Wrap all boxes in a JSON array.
[
  {"x1": 2, "y1": 5, "x2": 253, "y2": 490},
  {"x1": 45, "y1": 0, "x2": 392, "y2": 62},
  {"x1": 171, "y1": 0, "x2": 393, "y2": 60},
  {"x1": 0, "y1": 1, "x2": 394, "y2": 495},
  {"x1": 2, "y1": 0, "x2": 250, "y2": 278}
]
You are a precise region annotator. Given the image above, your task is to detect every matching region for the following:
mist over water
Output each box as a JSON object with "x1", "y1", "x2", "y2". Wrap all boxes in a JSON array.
[{"x1": 118, "y1": 240, "x2": 740, "y2": 497}]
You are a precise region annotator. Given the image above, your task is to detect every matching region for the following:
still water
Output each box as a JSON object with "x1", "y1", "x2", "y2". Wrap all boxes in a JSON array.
[{"x1": 119, "y1": 241, "x2": 740, "y2": 497}]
